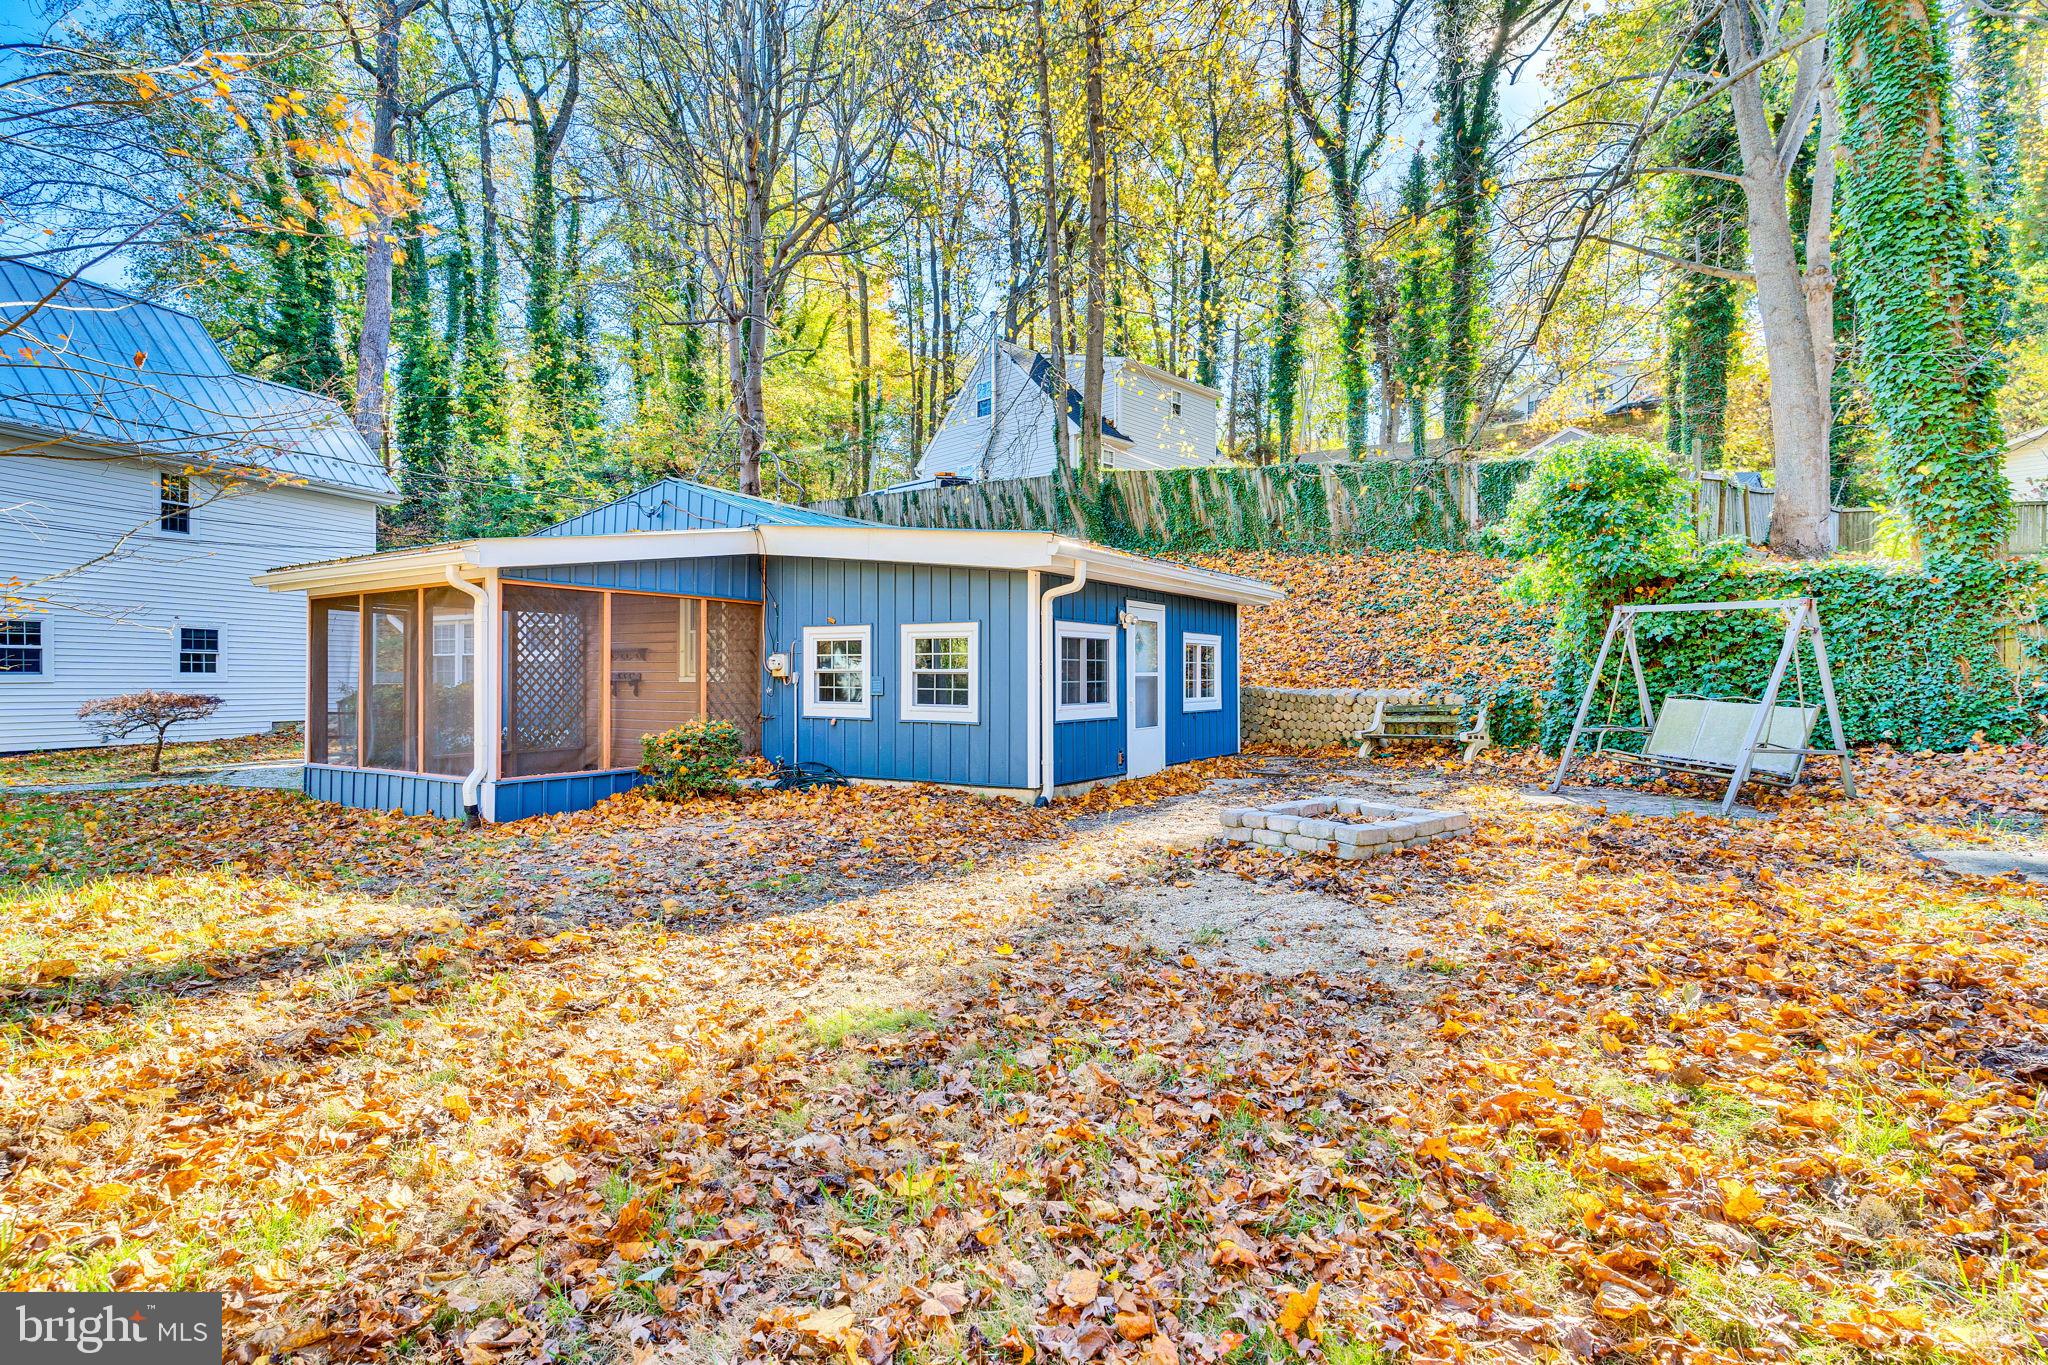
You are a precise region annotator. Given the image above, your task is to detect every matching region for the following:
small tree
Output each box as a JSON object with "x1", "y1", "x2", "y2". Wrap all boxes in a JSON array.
[{"x1": 76, "y1": 692, "x2": 225, "y2": 773}]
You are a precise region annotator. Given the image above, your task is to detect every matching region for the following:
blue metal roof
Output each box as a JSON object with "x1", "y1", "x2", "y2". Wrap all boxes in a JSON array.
[
  {"x1": 539, "y1": 477, "x2": 876, "y2": 535},
  {"x1": 0, "y1": 259, "x2": 397, "y2": 501}
]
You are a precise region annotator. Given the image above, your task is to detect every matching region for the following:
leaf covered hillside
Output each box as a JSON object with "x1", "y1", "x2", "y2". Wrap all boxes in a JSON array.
[{"x1": 1190, "y1": 550, "x2": 1555, "y2": 695}]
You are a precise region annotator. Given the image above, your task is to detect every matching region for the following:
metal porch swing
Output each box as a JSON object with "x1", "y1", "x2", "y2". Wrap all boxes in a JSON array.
[{"x1": 1547, "y1": 597, "x2": 1857, "y2": 815}]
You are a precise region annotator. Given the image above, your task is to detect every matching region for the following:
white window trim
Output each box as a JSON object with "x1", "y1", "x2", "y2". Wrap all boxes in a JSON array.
[
  {"x1": 157, "y1": 471, "x2": 194, "y2": 536},
  {"x1": 176, "y1": 623, "x2": 223, "y2": 677},
  {"x1": 0, "y1": 614, "x2": 52, "y2": 682},
  {"x1": 1054, "y1": 620, "x2": 1118, "y2": 721},
  {"x1": 900, "y1": 621, "x2": 980, "y2": 724},
  {"x1": 1182, "y1": 632, "x2": 1222, "y2": 712},
  {"x1": 802, "y1": 624, "x2": 873, "y2": 720}
]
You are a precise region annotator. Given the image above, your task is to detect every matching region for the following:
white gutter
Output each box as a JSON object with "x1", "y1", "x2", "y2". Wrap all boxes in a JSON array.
[
  {"x1": 442, "y1": 566, "x2": 492, "y2": 823},
  {"x1": 1038, "y1": 562, "x2": 1088, "y2": 803}
]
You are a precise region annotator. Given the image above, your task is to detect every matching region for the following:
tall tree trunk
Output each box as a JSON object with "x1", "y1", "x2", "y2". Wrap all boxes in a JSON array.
[
  {"x1": 1079, "y1": 0, "x2": 1108, "y2": 485},
  {"x1": 1725, "y1": 7, "x2": 1833, "y2": 556},
  {"x1": 856, "y1": 258, "x2": 875, "y2": 493},
  {"x1": 1032, "y1": 0, "x2": 1071, "y2": 472},
  {"x1": 352, "y1": 0, "x2": 414, "y2": 451}
]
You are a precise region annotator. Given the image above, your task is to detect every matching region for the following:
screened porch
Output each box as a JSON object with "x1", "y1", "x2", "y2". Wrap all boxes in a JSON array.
[{"x1": 308, "y1": 582, "x2": 762, "y2": 782}]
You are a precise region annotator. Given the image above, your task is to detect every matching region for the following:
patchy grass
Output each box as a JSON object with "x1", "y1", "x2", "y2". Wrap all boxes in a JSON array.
[{"x1": 0, "y1": 730, "x2": 302, "y2": 787}]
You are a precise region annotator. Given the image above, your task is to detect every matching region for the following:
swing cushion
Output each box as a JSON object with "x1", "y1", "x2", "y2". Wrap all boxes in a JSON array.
[{"x1": 1641, "y1": 697, "x2": 1818, "y2": 777}]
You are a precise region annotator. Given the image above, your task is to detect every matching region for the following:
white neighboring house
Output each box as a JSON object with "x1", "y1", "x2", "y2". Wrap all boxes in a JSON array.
[
  {"x1": 1, "y1": 260, "x2": 395, "y2": 752},
  {"x1": 2003, "y1": 427, "x2": 2048, "y2": 500},
  {"x1": 908, "y1": 341, "x2": 1225, "y2": 485}
]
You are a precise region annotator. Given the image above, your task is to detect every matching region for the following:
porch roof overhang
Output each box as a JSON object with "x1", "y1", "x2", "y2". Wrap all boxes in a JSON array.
[{"x1": 254, "y1": 525, "x2": 1284, "y2": 606}]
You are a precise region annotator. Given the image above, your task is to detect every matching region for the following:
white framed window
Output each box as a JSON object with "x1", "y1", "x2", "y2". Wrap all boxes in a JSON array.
[
  {"x1": 178, "y1": 626, "x2": 221, "y2": 675},
  {"x1": 159, "y1": 472, "x2": 192, "y2": 534},
  {"x1": 975, "y1": 378, "x2": 993, "y2": 418},
  {"x1": 0, "y1": 618, "x2": 48, "y2": 677},
  {"x1": 1170, "y1": 390, "x2": 1183, "y2": 417},
  {"x1": 431, "y1": 615, "x2": 475, "y2": 687},
  {"x1": 803, "y1": 624, "x2": 872, "y2": 719},
  {"x1": 1182, "y1": 632, "x2": 1222, "y2": 711},
  {"x1": 1055, "y1": 621, "x2": 1117, "y2": 720},
  {"x1": 900, "y1": 622, "x2": 979, "y2": 723}
]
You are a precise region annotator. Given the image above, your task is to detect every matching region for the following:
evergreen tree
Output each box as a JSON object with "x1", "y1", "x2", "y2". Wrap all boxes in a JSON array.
[{"x1": 392, "y1": 213, "x2": 454, "y2": 542}]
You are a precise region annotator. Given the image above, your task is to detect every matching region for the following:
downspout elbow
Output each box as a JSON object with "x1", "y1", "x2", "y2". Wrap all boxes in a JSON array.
[{"x1": 443, "y1": 565, "x2": 490, "y2": 824}]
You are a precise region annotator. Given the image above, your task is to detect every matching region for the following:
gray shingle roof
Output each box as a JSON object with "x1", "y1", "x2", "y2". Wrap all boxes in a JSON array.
[{"x1": 0, "y1": 259, "x2": 397, "y2": 502}]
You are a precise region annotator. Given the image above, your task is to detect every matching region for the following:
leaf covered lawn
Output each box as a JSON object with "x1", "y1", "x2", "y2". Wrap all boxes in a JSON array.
[
  {"x1": 2, "y1": 754, "x2": 2046, "y2": 1363},
  {"x1": 0, "y1": 730, "x2": 304, "y2": 788}
]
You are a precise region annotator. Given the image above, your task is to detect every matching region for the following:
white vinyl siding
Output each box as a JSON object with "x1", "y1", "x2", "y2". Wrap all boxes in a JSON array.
[{"x1": 0, "y1": 449, "x2": 379, "y2": 750}]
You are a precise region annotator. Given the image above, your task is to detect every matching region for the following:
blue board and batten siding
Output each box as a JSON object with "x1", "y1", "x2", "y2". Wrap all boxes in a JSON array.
[
  {"x1": 760, "y1": 558, "x2": 1034, "y2": 790},
  {"x1": 502, "y1": 554, "x2": 760, "y2": 601},
  {"x1": 1049, "y1": 577, "x2": 1238, "y2": 788},
  {"x1": 305, "y1": 765, "x2": 469, "y2": 819},
  {"x1": 489, "y1": 770, "x2": 647, "y2": 821}
]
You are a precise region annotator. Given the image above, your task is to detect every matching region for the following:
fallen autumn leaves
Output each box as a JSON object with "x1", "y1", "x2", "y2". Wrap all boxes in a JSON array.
[{"x1": 3, "y1": 743, "x2": 2047, "y2": 1362}]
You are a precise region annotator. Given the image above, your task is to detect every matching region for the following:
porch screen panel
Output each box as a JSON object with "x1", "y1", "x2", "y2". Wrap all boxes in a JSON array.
[
  {"x1": 503, "y1": 584, "x2": 604, "y2": 777},
  {"x1": 705, "y1": 599, "x2": 763, "y2": 754},
  {"x1": 312, "y1": 598, "x2": 360, "y2": 765},
  {"x1": 423, "y1": 586, "x2": 476, "y2": 776},
  {"x1": 364, "y1": 592, "x2": 417, "y2": 770},
  {"x1": 609, "y1": 594, "x2": 702, "y2": 763}
]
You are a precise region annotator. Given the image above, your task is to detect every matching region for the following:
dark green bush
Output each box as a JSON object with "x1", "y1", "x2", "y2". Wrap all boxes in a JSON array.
[{"x1": 640, "y1": 719, "x2": 746, "y2": 797}]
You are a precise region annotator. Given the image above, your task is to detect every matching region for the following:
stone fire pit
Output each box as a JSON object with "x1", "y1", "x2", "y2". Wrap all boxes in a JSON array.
[{"x1": 1221, "y1": 797, "x2": 1470, "y2": 860}]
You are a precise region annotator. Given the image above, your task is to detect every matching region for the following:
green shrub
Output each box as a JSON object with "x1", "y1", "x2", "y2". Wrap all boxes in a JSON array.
[
  {"x1": 639, "y1": 720, "x2": 746, "y2": 797},
  {"x1": 1491, "y1": 435, "x2": 1733, "y2": 635}
]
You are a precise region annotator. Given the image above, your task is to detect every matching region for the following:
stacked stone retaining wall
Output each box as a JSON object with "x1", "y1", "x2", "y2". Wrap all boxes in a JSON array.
[{"x1": 1242, "y1": 685, "x2": 1438, "y2": 750}]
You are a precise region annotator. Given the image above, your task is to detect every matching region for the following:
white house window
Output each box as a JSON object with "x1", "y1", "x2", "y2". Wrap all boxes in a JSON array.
[
  {"x1": 678, "y1": 599, "x2": 700, "y2": 683},
  {"x1": 803, "y1": 625, "x2": 871, "y2": 719},
  {"x1": 178, "y1": 626, "x2": 220, "y2": 674},
  {"x1": 1055, "y1": 621, "x2": 1117, "y2": 720},
  {"x1": 0, "y1": 619, "x2": 46, "y2": 675},
  {"x1": 900, "y1": 623, "x2": 979, "y2": 723},
  {"x1": 1182, "y1": 632, "x2": 1222, "y2": 711},
  {"x1": 159, "y1": 472, "x2": 192, "y2": 533},
  {"x1": 431, "y1": 615, "x2": 475, "y2": 686},
  {"x1": 1170, "y1": 390, "x2": 1183, "y2": 417},
  {"x1": 975, "y1": 378, "x2": 993, "y2": 418}
]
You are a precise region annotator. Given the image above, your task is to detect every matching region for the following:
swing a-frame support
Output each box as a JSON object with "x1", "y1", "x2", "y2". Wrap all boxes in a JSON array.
[{"x1": 1547, "y1": 597, "x2": 1857, "y2": 815}]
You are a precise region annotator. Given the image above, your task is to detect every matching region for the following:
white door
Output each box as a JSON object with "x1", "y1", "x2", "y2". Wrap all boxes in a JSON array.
[{"x1": 1126, "y1": 602, "x2": 1166, "y2": 778}]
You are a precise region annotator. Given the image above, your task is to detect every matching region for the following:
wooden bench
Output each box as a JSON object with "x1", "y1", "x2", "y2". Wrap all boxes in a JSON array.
[
  {"x1": 1599, "y1": 696, "x2": 1819, "y2": 789},
  {"x1": 1357, "y1": 696, "x2": 1490, "y2": 763}
]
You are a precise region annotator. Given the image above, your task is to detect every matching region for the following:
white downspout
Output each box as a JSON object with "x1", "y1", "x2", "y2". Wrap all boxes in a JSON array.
[
  {"x1": 443, "y1": 565, "x2": 490, "y2": 824},
  {"x1": 1038, "y1": 560, "x2": 1088, "y2": 804}
]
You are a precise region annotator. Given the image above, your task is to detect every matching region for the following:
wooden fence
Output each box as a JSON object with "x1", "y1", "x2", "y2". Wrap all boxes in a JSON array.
[
  {"x1": 1694, "y1": 470, "x2": 2048, "y2": 556},
  {"x1": 818, "y1": 461, "x2": 2048, "y2": 558},
  {"x1": 815, "y1": 461, "x2": 1510, "y2": 552}
]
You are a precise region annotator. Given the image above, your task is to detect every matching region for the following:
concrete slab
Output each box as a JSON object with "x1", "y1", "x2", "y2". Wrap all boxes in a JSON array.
[
  {"x1": 1912, "y1": 845, "x2": 2048, "y2": 883},
  {"x1": 1516, "y1": 784, "x2": 1771, "y2": 821}
]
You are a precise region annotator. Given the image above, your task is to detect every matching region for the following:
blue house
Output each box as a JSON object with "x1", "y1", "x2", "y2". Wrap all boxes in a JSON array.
[{"x1": 254, "y1": 479, "x2": 1282, "y2": 820}]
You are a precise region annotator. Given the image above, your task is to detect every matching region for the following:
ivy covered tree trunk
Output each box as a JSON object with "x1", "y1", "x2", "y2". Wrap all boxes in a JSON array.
[
  {"x1": 1660, "y1": 22, "x2": 1746, "y2": 468},
  {"x1": 392, "y1": 209, "x2": 453, "y2": 542},
  {"x1": 1833, "y1": 0, "x2": 2012, "y2": 557},
  {"x1": 1393, "y1": 149, "x2": 1439, "y2": 458},
  {"x1": 1433, "y1": 0, "x2": 1505, "y2": 450},
  {"x1": 526, "y1": 144, "x2": 570, "y2": 430},
  {"x1": 1268, "y1": 115, "x2": 1305, "y2": 462},
  {"x1": 1968, "y1": 4, "x2": 2024, "y2": 339}
]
